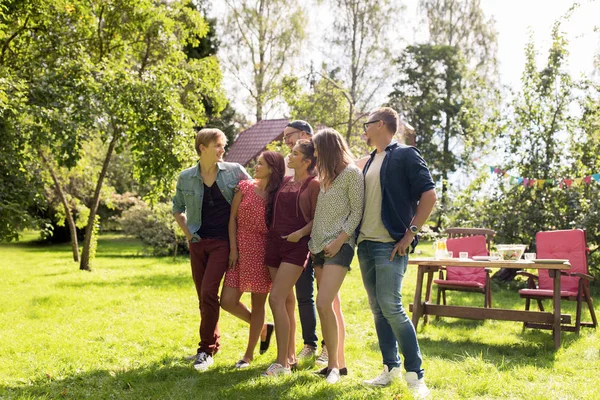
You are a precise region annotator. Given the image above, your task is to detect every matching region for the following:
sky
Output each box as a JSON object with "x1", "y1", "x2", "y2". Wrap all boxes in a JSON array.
[{"x1": 211, "y1": 0, "x2": 600, "y2": 122}]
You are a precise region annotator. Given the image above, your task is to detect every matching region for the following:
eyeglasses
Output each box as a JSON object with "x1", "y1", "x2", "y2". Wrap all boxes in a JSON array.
[
  {"x1": 363, "y1": 120, "x2": 382, "y2": 131},
  {"x1": 283, "y1": 129, "x2": 301, "y2": 139}
]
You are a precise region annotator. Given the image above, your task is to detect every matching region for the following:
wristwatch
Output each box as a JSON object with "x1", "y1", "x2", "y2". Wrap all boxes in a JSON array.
[{"x1": 409, "y1": 225, "x2": 419, "y2": 234}]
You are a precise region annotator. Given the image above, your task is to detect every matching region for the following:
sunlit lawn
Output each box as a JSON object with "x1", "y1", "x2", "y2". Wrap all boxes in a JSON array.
[{"x1": 1, "y1": 232, "x2": 599, "y2": 399}]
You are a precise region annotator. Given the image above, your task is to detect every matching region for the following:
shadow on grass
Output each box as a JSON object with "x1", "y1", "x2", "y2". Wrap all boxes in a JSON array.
[
  {"x1": 0, "y1": 357, "x2": 372, "y2": 400},
  {"x1": 55, "y1": 273, "x2": 190, "y2": 289}
]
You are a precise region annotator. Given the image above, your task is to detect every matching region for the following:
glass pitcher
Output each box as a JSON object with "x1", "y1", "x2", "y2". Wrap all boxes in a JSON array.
[{"x1": 433, "y1": 238, "x2": 448, "y2": 259}]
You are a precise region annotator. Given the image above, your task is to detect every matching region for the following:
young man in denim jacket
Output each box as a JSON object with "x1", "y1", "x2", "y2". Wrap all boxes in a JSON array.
[{"x1": 173, "y1": 128, "x2": 250, "y2": 371}]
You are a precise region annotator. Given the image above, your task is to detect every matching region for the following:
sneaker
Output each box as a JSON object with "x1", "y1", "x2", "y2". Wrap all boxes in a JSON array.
[
  {"x1": 316, "y1": 366, "x2": 348, "y2": 376},
  {"x1": 325, "y1": 368, "x2": 340, "y2": 384},
  {"x1": 405, "y1": 372, "x2": 431, "y2": 399},
  {"x1": 261, "y1": 363, "x2": 291, "y2": 377},
  {"x1": 235, "y1": 359, "x2": 250, "y2": 369},
  {"x1": 315, "y1": 345, "x2": 328, "y2": 366},
  {"x1": 363, "y1": 365, "x2": 401, "y2": 387},
  {"x1": 297, "y1": 344, "x2": 317, "y2": 359},
  {"x1": 193, "y1": 352, "x2": 214, "y2": 371}
]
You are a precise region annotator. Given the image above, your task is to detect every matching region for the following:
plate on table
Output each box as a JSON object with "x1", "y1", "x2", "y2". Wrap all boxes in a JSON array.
[
  {"x1": 472, "y1": 256, "x2": 501, "y2": 261},
  {"x1": 532, "y1": 259, "x2": 569, "y2": 264}
]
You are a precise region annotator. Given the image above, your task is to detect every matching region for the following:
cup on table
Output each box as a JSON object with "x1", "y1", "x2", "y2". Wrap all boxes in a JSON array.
[
  {"x1": 524, "y1": 253, "x2": 536, "y2": 260},
  {"x1": 459, "y1": 252, "x2": 469, "y2": 259},
  {"x1": 447, "y1": 251, "x2": 453, "y2": 258}
]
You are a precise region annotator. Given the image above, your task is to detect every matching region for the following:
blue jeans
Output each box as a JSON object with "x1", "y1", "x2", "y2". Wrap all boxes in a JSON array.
[
  {"x1": 295, "y1": 257, "x2": 319, "y2": 348},
  {"x1": 358, "y1": 240, "x2": 424, "y2": 379}
]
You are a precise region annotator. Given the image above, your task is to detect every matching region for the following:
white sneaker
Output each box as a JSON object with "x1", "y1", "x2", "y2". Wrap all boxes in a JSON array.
[
  {"x1": 325, "y1": 368, "x2": 340, "y2": 384},
  {"x1": 405, "y1": 371, "x2": 431, "y2": 399},
  {"x1": 297, "y1": 344, "x2": 317, "y2": 359},
  {"x1": 262, "y1": 363, "x2": 292, "y2": 377},
  {"x1": 363, "y1": 365, "x2": 401, "y2": 387},
  {"x1": 193, "y1": 352, "x2": 214, "y2": 371},
  {"x1": 315, "y1": 345, "x2": 328, "y2": 366}
]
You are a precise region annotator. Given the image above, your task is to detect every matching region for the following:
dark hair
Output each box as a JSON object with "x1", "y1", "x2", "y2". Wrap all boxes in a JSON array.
[
  {"x1": 312, "y1": 129, "x2": 353, "y2": 187},
  {"x1": 260, "y1": 151, "x2": 285, "y2": 227},
  {"x1": 294, "y1": 139, "x2": 317, "y2": 176}
]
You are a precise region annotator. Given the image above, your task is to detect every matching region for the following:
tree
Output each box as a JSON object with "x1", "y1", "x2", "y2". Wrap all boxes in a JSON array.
[
  {"x1": 2, "y1": 1, "x2": 226, "y2": 270},
  {"x1": 387, "y1": 0, "x2": 500, "y2": 229},
  {"x1": 419, "y1": 0, "x2": 498, "y2": 78},
  {"x1": 326, "y1": 0, "x2": 398, "y2": 140},
  {"x1": 222, "y1": 0, "x2": 306, "y2": 121},
  {"x1": 389, "y1": 44, "x2": 499, "y2": 228},
  {"x1": 282, "y1": 70, "x2": 350, "y2": 130},
  {"x1": 0, "y1": 71, "x2": 44, "y2": 242},
  {"x1": 450, "y1": 23, "x2": 600, "y2": 280}
]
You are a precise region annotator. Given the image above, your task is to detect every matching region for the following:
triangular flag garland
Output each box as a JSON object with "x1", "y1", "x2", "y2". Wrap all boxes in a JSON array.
[{"x1": 489, "y1": 166, "x2": 600, "y2": 189}]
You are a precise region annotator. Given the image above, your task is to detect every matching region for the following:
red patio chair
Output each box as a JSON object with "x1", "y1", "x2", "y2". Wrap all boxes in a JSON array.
[
  {"x1": 518, "y1": 229, "x2": 597, "y2": 333},
  {"x1": 435, "y1": 235, "x2": 492, "y2": 309}
]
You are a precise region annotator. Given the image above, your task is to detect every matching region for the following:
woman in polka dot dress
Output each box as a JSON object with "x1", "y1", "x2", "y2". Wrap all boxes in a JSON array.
[{"x1": 221, "y1": 151, "x2": 285, "y2": 368}]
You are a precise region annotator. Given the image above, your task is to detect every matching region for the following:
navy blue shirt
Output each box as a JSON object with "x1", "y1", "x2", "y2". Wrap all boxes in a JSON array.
[{"x1": 361, "y1": 141, "x2": 435, "y2": 250}]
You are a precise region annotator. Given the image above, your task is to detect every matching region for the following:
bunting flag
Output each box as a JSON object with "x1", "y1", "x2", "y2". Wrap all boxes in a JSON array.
[{"x1": 488, "y1": 166, "x2": 600, "y2": 189}]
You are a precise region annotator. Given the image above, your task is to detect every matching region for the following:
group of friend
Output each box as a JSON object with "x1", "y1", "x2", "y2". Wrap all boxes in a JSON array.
[{"x1": 172, "y1": 107, "x2": 437, "y2": 397}]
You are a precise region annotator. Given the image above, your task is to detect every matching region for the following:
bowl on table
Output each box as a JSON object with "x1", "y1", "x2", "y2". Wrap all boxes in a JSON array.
[{"x1": 496, "y1": 244, "x2": 527, "y2": 261}]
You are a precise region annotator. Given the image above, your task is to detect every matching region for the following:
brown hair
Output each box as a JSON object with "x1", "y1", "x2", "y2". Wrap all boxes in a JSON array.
[
  {"x1": 294, "y1": 139, "x2": 317, "y2": 176},
  {"x1": 195, "y1": 128, "x2": 227, "y2": 156},
  {"x1": 260, "y1": 151, "x2": 286, "y2": 227},
  {"x1": 312, "y1": 129, "x2": 353, "y2": 187},
  {"x1": 370, "y1": 107, "x2": 399, "y2": 135}
]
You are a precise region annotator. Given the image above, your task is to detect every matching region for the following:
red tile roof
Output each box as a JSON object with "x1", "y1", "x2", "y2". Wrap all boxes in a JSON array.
[{"x1": 225, "y1": 118, "x2": 289, "y2": 166}]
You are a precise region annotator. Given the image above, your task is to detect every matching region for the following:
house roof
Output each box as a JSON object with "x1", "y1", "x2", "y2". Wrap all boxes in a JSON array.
[{"x1": 225, "y1": 118, "x2": 289, "y2": 166}]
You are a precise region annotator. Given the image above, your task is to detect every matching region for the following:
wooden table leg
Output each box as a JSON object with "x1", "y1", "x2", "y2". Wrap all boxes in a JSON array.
[
  {"x1": 412, "y1": 265, "x2": 425, "y2": 329},
  {"x1": 423, "y1": 268, "x2": 435, "y2": 324},
  {"x1": 551, "y1": 269, "x2": 562, "y2": 349}
]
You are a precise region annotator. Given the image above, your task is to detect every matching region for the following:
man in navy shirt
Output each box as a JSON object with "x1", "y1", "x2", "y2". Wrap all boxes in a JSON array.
[{"x1": 357, "y1": 107, "x2": 436, "y2": 398}]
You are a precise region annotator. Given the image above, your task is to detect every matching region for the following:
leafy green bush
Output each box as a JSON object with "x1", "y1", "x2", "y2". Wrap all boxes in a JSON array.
[{"x1": 119, "y1": 202, "x2": 187, "y2": 257}]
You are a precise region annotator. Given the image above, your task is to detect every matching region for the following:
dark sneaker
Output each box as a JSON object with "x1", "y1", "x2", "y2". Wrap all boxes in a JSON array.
[
  {"x1": 193, "y1": 352, "x2": 214, "y2": 371},
  {"x1": 316, "y1": 366, "x2": 348, "y2": 376}
]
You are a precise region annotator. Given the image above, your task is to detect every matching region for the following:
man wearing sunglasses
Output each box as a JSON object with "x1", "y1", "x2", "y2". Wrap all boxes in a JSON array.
[{"x1": 357, "y1": 107, "x2": 436, "y2": 399}]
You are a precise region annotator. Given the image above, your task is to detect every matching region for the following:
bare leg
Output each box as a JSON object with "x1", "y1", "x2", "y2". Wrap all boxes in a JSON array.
[
  {"x1": 242, "y1": 292, "x2": 268, "y2": 362},
  {"x1": 220, "y1": 286, "x2": 250, "y2": 323},
  {"x1": 333, "y1": 293, "x2": 346, "y2": 369},
  {"x1": 286, "y1": 290, "x2": 297, "y2": 364},
  {"x1": 269, "y1": 263, "x2": 303, "y2": 367},
  {"x1": 315, "y1": 264, "x2": 347, "y2": 370}
]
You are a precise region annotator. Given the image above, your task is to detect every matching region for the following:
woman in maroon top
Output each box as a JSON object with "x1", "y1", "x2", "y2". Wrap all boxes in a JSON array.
[{"x1": 262, "y1": 139, "x2": 320, "y2": 377}]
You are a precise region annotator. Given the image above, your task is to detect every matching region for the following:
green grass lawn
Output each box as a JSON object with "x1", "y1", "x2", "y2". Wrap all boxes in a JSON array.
[{"x1": 1, "y1": 232, "x2": 599, "y2": 399}]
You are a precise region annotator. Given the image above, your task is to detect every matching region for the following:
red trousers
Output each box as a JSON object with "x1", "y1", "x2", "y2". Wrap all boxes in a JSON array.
[{"x1": 189, "y1": 238, "x2": 229, "y2": 356}]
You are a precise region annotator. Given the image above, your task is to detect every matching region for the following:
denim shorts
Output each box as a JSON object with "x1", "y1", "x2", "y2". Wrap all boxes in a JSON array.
[{"x1": 311, "y1": 243, "x2": 354, "y2": 269}]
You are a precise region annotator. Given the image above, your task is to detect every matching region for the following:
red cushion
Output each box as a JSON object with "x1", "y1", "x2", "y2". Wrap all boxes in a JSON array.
[
  {"x1": 536, "y1": 229, "x2": 587, "y2": 292},
  {"x1": 519, "y1": 288, "x2": 579, "y2": 298},
  {"x1": 434, "y1": 279, "x2": 485, "y2": 289},
  {"x1": 444, "y1": 236, "x2": 489, "y2": 285}
]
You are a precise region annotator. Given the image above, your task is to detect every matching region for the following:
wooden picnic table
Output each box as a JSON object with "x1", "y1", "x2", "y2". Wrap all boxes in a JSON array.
[{"x1": 408, "y1": 258, "x2": 572, "y2": 349}]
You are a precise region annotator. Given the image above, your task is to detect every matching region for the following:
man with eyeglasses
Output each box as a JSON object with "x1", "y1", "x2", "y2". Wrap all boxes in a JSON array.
[
  {"x1": 279, "y1": 120, "x2": 328, "y2": 364},
  {"x1": 357, "y1": 107, "x2": 436, "y2": 398}
]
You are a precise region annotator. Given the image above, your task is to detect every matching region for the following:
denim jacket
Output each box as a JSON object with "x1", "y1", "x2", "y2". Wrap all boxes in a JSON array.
[{"x1": 172, "y1": 161, "x2": 251, "y2": 234}]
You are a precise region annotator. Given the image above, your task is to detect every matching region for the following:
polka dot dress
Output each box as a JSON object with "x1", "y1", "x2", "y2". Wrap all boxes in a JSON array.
[{"x1": 224, "y1": 180, "x2": 272, "y2": 293}]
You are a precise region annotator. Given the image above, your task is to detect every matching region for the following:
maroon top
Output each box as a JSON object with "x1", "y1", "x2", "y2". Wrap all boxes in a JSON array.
[{"x1": 271, "y1": 176, "x2": 320, "y2": 236}]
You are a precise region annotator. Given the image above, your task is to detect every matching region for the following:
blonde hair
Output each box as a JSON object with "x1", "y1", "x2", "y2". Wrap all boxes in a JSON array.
[
  {"x1": 195, "y1": 129, "x2": 227, "y2": 156},
  {"x1": 312, "y1": 129, "x2": 353, "y2": 187},
  {"x1": 370, "y1": 107, "x2": 399, "y2": 135}
]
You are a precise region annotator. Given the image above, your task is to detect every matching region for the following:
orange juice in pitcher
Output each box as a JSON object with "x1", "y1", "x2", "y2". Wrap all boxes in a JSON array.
[{"x1": 433, "y1": 239, "x2": 448, "y2": 259}]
